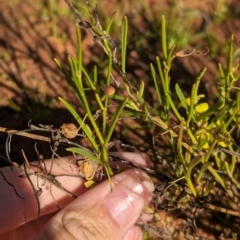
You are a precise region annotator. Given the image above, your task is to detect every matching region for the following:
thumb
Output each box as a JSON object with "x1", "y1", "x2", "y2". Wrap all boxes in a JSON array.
[{"x1": 34, "y1": 169, "x2": 154, "y2": 240}]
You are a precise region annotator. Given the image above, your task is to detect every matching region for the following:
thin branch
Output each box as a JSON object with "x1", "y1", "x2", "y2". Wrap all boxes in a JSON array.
[
  {"x1": 0, "y1": 127, "x2": 51, "y2": 142},
  {"x1": 21, "y1": 149, "x2": 42, "y2": 220}
]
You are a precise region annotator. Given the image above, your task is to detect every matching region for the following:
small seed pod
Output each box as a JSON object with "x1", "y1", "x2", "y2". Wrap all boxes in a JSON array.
[
  {"x1": 60, "y1": 123, "x2": 78, "y2": 139},
  {"x1": 79, "y1": 159, "x2": 98, "y2": 180},
  {"x1": 102, "y1": 85, "x2": 115, "y2": 95},
  {"x1": 174, "y1": 49, "x2": 196, "y2": 57}
]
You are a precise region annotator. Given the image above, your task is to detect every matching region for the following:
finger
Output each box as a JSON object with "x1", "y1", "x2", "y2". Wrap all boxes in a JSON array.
[
  {"x1": 0, "y1": 212, "x2": 56, "y2": 240},
  {"x1": 122, "y1": 226, "x2": 143, "y2": 240},
  {"x1": 109, "y1": 152, "x2": 152, "y2": 174},
  {"x1": 34, "y1": 168, "x2": 154, "y2": 240},
  {"x1": 0, "y1": 152, "x2": 151, "y2": 235},
  {"x1": 0, "y1": 155, "x2": 85, "y2": 235},
  {"x1": 110, "y1": 152, "x2": 152, "y2": 167}
]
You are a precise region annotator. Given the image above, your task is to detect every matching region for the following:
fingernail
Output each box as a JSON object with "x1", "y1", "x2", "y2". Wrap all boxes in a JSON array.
[{"x1": 103, "y1": 170, "x2": 154, "y2": 227}]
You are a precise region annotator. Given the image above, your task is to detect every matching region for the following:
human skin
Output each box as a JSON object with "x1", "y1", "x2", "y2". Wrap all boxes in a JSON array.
[{"x1": 0, "y1": 152, "x2": 154, "y2": 240}]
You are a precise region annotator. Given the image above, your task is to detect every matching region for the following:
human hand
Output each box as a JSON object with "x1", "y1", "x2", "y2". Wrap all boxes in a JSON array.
[{"x1": 0, "y1": 153, "x2": 154, "y2": 240}]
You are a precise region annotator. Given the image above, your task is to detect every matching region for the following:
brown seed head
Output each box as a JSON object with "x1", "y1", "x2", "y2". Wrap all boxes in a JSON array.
[
  {"x1": 79, "y1": 159, "x2": 98, "y2": 180},
  {"x1": 60, "y1": 123, "x2": 78, "y2": 139}
]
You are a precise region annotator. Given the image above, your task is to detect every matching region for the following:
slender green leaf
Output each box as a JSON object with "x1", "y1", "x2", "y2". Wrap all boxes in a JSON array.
[
  {"x1": 207, "y1": 101, "x2": 235, "y2": 129},
  {"x1": 197, "y1": 162, "x2": 213, "y2": 183},
  {"x1": 185, "y1": 155, "x2": 204, "y2": 196},
  {"x1": 207, "y1": 165, "x2": 226, "y2": 190},
  {"x1": 93, "y1": 65, "x2": 97, "y2": 84},
  {"x1": 105, "y1": 98, "x2": 128, "y2": 145},
  {"x1": 150, "y1": 63, "x2": 162, "y2": 105},
  {"x1": 67, "y1": 147, "x2": 102, "y2": 164},
  {"x1": 161, "y1": 15, "x2": 167, "y2": 60},
  {"x1": 166, "y1": 45, "x2": 175, "y2": 70},
  {"x1": 81, "y1": 67, "x2": 104, "y2": 111},
  {"x1": 138, "y1": 81, "x2": 145, "y2": 97},
  {"x1": 76, "y1": 24, "x2": 82, "y2": 73},
  {"x1": 121, "y1": 16, "x2": 128, "y2": 73},
  {"x1": 177, "y1": 118, "x2": 186, "y2": 171},
  {"x1": 105, "y1": 11, "x2": 118, "y2": 34},
  {"x1": 225, "y1": 35, "x2": 234, "y2": 91},
  {"x1": 156, "y1": 57, "x2": 166, "y2": 95},
  {"x1": 175, "y1": 84, "x2": 188, "y2": 110},
  {"x1": 136, "y1": 91, "x2": 145, "y2": 106},
  {"x1": 186, "y1": 83, "x2": 196, "y2": 126}
]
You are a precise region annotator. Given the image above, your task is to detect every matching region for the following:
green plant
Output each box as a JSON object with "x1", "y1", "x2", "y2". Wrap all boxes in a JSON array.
[
  {"x1": 54, "y1": 7, "x2": 127, "y2": 187},
  {"x1": 55, "y1": 1, "x2": 240, "y2": 238}
]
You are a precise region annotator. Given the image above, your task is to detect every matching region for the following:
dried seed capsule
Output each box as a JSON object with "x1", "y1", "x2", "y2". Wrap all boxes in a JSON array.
[
  {"x1": 60, "y1": 123, "x2": 78, "y2": 139},
  {"x1": 102, "y1": 85, "x2": 115, "y2": 95},
  {"x1": 79, "y1": 159, "x2": 98, "y2": 180}
]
